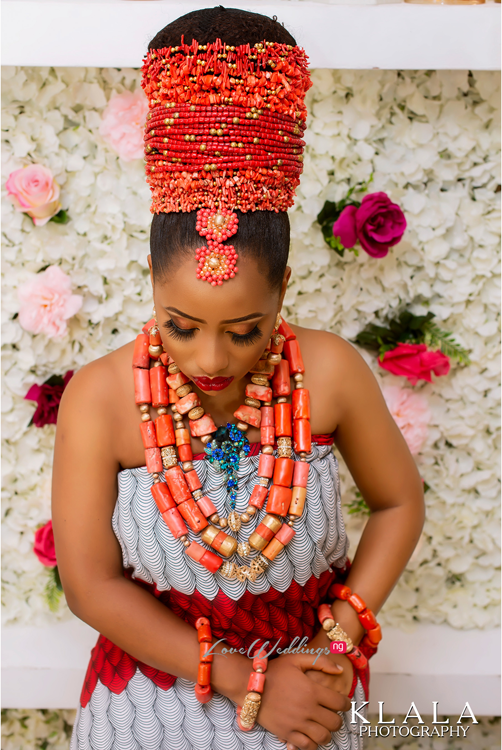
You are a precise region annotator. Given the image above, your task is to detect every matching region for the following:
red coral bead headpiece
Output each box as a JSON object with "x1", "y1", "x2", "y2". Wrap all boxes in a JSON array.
[{"x1": 141, "y1": 37, "x2": 312, "y2": 284}]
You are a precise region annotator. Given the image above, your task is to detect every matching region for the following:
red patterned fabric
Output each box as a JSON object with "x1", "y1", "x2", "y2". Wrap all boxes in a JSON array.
[{"x1": 80, "y1": 561, "x2": 357, "y2": 708}]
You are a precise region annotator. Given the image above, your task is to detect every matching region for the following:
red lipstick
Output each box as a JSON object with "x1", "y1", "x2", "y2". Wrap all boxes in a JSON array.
[{"x1": 192, "y1": 376, "x2": 234, "y2": 392}]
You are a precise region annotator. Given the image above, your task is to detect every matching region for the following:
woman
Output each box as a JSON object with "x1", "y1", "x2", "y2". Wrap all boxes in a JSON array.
[{"x1": 53, "y1": 7, "x2": 425, "y2": 750}]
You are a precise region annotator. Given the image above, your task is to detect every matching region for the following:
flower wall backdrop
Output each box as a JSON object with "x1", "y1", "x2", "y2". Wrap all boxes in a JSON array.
[{"x1": 1, "y1": 66, "x2": 500, "y2": 632}]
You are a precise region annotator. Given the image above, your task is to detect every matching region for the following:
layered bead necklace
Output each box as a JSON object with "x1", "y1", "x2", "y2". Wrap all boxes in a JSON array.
[{"x1": 132, "y1": 314, "x2": 311, "y2": 584}]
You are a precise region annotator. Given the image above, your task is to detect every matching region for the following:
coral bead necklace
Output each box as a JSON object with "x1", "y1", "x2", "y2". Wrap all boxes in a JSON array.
[{"x1": 132, "y1": 314, "x2": 311, "y2": 584}]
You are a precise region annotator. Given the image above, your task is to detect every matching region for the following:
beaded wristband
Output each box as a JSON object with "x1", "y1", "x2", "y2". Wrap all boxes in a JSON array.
[
  {"x1": 194, "y1": 617, "x2": 214, "y2": 703},
  {"x1": 328, "y1": 583, "x2": 382, "y2": 652},
  {"x1": 317, "y1": 604, "x2": 368, "y2": 670},
  {"x1": 236, "y1": 650, "x2": 269, "y2": 731}
]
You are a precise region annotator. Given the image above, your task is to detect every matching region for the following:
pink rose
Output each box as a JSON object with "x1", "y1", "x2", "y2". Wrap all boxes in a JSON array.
[
  {"x1": 382, "y1": 385, "x2": 431, "y2": 455},
  {"x1": 379, "y1": 343, "x2": 450, "y2": 385},
  {"x1": 332, "y1": 192, "x2": 407, "y2": 258},
  {"x1": 34, "y1": 520, "x2": 57, "y2": 567},
  {"x1": 18, "y1": 265, "x2": 83, "y2": 338},
  {"x1": 99, "y1": 89, "x2": 149, "y2": 161},
  {"x1": 6, "y1": 164, "x2": 62, "y2": 226}
]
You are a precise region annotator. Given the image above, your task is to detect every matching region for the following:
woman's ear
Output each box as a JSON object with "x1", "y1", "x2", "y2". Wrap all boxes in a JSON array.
[
  {"x1": 278, "y1": 265, "x2": 292, "y2": 311},
  {"x1": 147, "y1": 254, "x2": 154, "y2": 288}
]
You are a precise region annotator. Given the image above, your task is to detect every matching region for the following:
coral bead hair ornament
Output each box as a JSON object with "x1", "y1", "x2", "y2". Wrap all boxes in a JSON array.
[{"x1": 141, "y1": 37, "x2": 312, "y2": 284}]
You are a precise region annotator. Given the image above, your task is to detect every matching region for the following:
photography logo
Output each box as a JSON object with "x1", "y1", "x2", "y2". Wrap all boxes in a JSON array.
[{"x1": 351, "y1": 701, "x2": 478, "y2": 738}]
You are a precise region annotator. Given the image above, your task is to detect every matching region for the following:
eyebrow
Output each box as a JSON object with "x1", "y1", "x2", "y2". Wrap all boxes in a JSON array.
[{"x1": 164, "y1": 307, "x2": 264, "y2": 325}]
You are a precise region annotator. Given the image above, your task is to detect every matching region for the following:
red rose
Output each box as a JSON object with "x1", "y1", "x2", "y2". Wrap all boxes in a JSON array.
[
  {"x1": 332, "y1": 192, "x2": 407, "y2": 258},
  {"x1": 33, "y1": 520, "x2": 57, "y2": 567},
  {"x1": 379, "y1": 343, "x2": 450, "y2": 385},
  {"x1": 25, "y1": 370, "x2": 73, "y2": 428}
]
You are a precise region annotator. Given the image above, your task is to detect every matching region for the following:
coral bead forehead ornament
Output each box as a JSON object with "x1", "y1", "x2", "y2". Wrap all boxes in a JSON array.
[{"x1": 141, "y1": 36, "x2": 312, "y2": 284}]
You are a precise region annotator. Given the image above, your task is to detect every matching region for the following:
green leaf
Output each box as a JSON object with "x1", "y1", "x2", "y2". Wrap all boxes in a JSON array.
[
  {"x1": 345, "y1": 491, "x2": 371, "y2": 517},
  {"x1": 50, "y1": 209, "x2": 70, "y2": 225},
  {"x1": 422, "y1": 320, "x2": 471, "y2": 365},
  {"x1": 45, "y1": 566, "x2": 63, "y2": 612},
  {"x1": 316, "y1": 200, "x2": 339, "y2": 226}
]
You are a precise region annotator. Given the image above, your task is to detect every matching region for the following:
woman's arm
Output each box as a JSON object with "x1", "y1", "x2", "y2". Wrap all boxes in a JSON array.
[
  {"x1": 298, "y1": 331, "x2": 425, "y2": 691},
  {"x1": 51, "y1": 360, "x2": 249, "y2": 703}
]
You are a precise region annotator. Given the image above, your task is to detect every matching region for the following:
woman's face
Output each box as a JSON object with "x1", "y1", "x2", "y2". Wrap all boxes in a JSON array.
[{"x1": 149, "y1": 253, "x2": 289, "y2": 397}]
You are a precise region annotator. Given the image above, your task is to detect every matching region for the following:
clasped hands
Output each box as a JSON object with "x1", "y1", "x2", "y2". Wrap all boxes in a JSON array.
[{"x1": 254, "y1": 634, "x2": 354, "y2": 750}]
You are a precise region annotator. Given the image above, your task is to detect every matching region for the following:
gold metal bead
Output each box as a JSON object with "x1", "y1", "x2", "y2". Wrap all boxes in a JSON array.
[
  {"x1": 240, "y1": 513, "x2": 250, "y2": 523},
  {"x1": 267, "y1": 352, "x2": 282, "y2": 365},
  {"x1": 251, "y1": 374, "x2": 268, "y2": 386},
  {"x1": 262, "y1": 445, "x2": 274, "y2": 455},
  {"x1": 276, "y1": 397, "x2": 288, "y2": 403},
  {"x1": 193, "y1": 490, "x2": 203, "y2": 500},
  {"x1": 210, "y1": 513, "x2": 220, "y2": 524},
  {"x1": 168, "y1": 363, "x2": 180, "y2": 374},
  {"x1": 236, "y1": 422, "x2": 248, "y2": 432},
  {"x1": 232, "y1": 117, "x2": 240, "y2": 124},
  {"x1": 227, "y1": 510, "x2": 241, "y2": 532},
  {"x1": 182, "y1": 461, "x2": 194, "y2": 472},
  {"x1": 253, "y1": 137, "x2": 260, "y2": 144},
  {"x1": 258, "y1": 477, "x2": 269, "y2": 487},
  {"x1": 139, "y1": 404, "x2": 150, "y2": 413},
  {"x1": 141, "y1": 413, "x2": 151, "y2": 422},
  {"x1": 293, "y1": 374, "x2": 304, "y2": 382},
  {"x1": 323, "y1": 618, "x2": 336, "y2": 631},
  {"x1": 176, "y1": 384, "x2": 192, "y2": 398},
  {"x1": 157, "y1": 407, "x2": 168, "y2": 416},
  {"x1": 221, "y1": 561, "x2": 237, "y2": 579},
  {"x1": 183, "y1": 539, "x2": 191, "y2": 547},
  {"x1": 246, "y1": 505, "x2": 257, "y2": 516},
  {"x1": 201, "y1": 435, "x2": 212, "y2": 445},
  {"x1": 245, "y1": 397, "x2": 261, "y2": 409},
  {"x1": 188, "y1": 406, "x2": 204, "y2": 420},
  {"x1": 219, "y1": 517, "x2": 228, "y2": 528},
  {"x1": 173, "y1": 412, "x2": 184, "y2": 422},
  {"x1": 161, "y1": 446, "x2": 178, "y2": 468}
]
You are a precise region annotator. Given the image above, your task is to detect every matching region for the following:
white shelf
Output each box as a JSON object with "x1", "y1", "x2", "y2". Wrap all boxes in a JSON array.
[
  {"x1": 1, "y1": 0, "x2": 500, "y2": 70},
  {"x1": 2, "y1": 618, "x2": 501, "y2": 714}
]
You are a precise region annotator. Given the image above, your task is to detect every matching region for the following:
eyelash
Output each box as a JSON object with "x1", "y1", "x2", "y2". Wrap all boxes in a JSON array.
[{"x1": 162, "y1": 319, "x2": 263, "y2": 346}]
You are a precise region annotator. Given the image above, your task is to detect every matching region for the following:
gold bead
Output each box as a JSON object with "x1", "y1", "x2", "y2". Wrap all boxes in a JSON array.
[
  {"x1": 141, "y1": 413, "x2": 151, "y2": 422},
  {"x1": 240, "y1": 513, "x2": 250, "y2": 523},
  {"x1": 182, "y1": 461, "x2": 194, "y2": 472},
  {"x1": 157, "y1": 407, "x2": 168, "y2": 415},
  {"x1": 262, "y1": 445, "x2": 274, "y2": 454},
  {"x1": 188, "y1": 406, "x2": 204, "y2": 420},
  {"x1": 267, "y1": 352, "x2": 282, "y2": 365},
  {"x1": 219, "y1": 517, "x2": 228, "y2": 528},
  {"x1": 201, "y1": 435, "x2": 212, "y2": 445},
  {"x1": 173, "y1": 412, "x2": 184, "y2": 422},
  {"x1": 276, "y1": 397, "x2": 288, "y2": 403},
  {"x1": 251, "y1": 374, "x2": 268, "y2": 387},
  {"x1": 245, "y1": 397, "x2": 261, "y2": 409},
  {"x1": 168, "y1": 363, "x2": 180, "y2": 374},
  {"x1": 246, "y1": 505, "x2": 257, "y2": 515},
  {"x1": 236, "y1": 421, "x2": 248, "y2": 432},
  {"x1": 293, "y1": 374, "x2": 304, "y2": 382},
  {"x1": 139, "y1": 404, "x2": 150, "y2": 413},
  {"x1": 323, "y1": 618, "x2": 336, "y2": 631},
  {"x1": 176, "y1": 383, "x2": 192, "y2": 398}
]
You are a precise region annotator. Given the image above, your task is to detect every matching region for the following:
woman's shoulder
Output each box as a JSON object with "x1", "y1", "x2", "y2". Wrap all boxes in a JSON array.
[
  {"x1": 292, "y1": 323, "x2": 367, "y2": 378},
  {"x1": 61, "y1": 340, "x2": 135, "y2": 408},
  {"x1": 290, "y1": 323, "x2": 377, "y2": 432}
]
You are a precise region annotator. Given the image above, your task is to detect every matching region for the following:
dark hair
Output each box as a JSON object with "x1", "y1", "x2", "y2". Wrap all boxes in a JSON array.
[{"x1": 148, "y1": 7, "x2": 296, "y2": 291}]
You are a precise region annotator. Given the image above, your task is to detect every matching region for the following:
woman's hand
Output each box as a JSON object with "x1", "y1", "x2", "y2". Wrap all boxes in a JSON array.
[
  {"x1": 305, "y1": 651, "x2": 354, "y2": 697},
  {"x1": 255, "y1": 652, "x2": 350, "y2": 750}
]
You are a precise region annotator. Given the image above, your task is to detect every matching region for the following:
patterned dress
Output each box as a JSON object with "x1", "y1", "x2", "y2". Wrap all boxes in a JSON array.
[{"x1": 70, "y1": 438, "x2": 370, "y2": 750}]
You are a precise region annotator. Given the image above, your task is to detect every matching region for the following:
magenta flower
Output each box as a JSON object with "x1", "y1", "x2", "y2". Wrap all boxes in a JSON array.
[
  {"x1": 33, "y1": 520, "x2": 57, "y2": 567},
  {"x1": 333, "y1": 192, "x2": 407, "y2": 258},
  {"x1": 25, "y1": 371, "x2": 74, "y2": 427}
]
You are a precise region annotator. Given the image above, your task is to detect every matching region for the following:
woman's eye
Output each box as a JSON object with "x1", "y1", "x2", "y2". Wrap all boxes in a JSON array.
[
  {"x1": 230, "y1": 325, "x2": 263, "y2": 346},
  {"x1": 162, "y1": 319, "x2": 197, "y2": 341}
]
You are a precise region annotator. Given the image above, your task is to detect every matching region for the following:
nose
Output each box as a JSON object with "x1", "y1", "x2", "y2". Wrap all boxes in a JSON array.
[{"x1": 194, "y1": 335, "x2": 229, "y2": 377}]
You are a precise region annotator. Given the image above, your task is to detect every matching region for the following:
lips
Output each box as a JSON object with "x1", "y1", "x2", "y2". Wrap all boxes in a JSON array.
[{"x1": 192, "y1": 376, "x2": 234, "y2": 392}]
